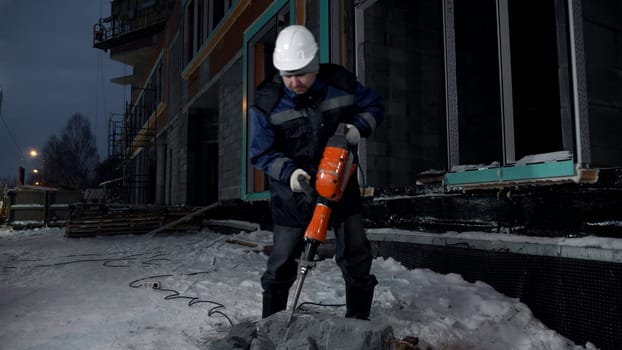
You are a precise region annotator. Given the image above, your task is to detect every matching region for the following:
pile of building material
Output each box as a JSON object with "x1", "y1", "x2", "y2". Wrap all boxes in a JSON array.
[{"x1": 64, "y1": 204, "x2": 203, "y2": 237}]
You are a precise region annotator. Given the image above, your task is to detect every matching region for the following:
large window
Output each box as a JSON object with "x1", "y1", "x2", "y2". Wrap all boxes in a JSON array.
[
  {"x1": 445, "y1": 0, "x2": 576, "y2": 185},
  {"x1": 184, "y1": 0, "x2": 233, "y2": 65}
]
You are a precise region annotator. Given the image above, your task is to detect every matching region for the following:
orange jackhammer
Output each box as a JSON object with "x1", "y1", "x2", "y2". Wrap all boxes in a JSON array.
[{"x1": 286, "y1": 125, "x2": 358, "y2": 326}]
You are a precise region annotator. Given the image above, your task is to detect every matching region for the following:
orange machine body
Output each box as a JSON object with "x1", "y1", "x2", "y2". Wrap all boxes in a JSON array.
[
  {"x1": 304, "y1": 144, "x2": 357, "y2": 243},
  {"x1": 315, "y1": 146, "x2": 357, "y2": 202},
  {"x1": 304, "y1": 203, "x2": 332, "y2": 242}
]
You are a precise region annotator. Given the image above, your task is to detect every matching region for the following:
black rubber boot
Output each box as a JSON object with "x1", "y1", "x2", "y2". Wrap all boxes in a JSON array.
[
  {"x1": 262, "y1": 290, "x2": 289, "y2": 318},
  {"x1": 345, "y1": 276, "x2": 378, "y2": 320}
]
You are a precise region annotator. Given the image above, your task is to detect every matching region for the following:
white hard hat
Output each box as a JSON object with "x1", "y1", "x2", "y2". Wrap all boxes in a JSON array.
[{"x1": 273, "y1": 25, "x2": 319, "y2": 71}]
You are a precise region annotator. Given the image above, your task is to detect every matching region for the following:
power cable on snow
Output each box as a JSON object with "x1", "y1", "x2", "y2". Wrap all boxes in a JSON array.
[
  {"x1": 3, "y1": 243, "x2": 235, "y2": 326},
  {"x1": 129, "y1": 271, "x2": 234, "y2": 327},
  {"x1": 296, "y1": 301, "x2": 346, "y2": 310}
]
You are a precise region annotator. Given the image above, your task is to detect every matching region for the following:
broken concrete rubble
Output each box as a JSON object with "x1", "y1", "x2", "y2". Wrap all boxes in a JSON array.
[{"x1": 211, "y1": 310, "x2": 395, "y2": 350}]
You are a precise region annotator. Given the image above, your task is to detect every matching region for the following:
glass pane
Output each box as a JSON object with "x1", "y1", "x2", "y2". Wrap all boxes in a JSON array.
[
  {"x1": 508, "y1": 0, "x2": 570, "y2": 161},
  {"x1": 454, "y1": 0, "x2": 503, "y2": 166}
]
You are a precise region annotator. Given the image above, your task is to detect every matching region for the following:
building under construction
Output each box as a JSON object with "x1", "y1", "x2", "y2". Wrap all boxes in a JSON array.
[{"x1": 93, "y1": 1, "x2": 622, "y2": 349}]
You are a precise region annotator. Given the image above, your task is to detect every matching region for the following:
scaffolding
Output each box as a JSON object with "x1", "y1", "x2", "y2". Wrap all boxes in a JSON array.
[
  {"x1": 94, "y1": 0, "x2": 169, "y2": 205},
  {"x1": 107, "y1": 102, "x2": 156, "y2": 204}
]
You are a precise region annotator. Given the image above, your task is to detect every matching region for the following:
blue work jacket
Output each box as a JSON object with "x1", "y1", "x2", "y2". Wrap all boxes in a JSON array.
[{"x1": 249, "y1": 64, "x2": 384, "y2": 227}]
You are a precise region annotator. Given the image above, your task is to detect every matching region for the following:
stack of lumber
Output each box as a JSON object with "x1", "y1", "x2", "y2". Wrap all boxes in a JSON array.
[{"x1": 65, "y1": 204, "x2": 202, "y2": 237}]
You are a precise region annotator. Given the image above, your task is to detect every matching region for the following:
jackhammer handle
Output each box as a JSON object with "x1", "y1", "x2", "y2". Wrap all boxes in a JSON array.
[{"x1": 298, "y1": 174, "x2": 315, "y2": 198}]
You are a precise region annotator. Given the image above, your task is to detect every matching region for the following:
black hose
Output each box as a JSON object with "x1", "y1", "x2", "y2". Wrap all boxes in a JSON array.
[{"x1": 296, "y1": 301, "x2": 346, "y2": 310}]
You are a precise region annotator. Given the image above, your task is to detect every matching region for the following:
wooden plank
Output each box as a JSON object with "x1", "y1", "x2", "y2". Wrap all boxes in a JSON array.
[{"x1": 148, "y1": 202, "x2": 221, "y2": 236}]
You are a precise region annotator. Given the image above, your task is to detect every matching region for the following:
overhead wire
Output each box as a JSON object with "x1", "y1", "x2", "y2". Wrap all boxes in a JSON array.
[{"x1": 0, "y1": 108, "x2": 25, "y2": 159}]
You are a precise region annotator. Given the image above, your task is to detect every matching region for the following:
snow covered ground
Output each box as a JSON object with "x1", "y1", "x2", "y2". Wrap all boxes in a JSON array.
[{"x1": 0, "y1": 225, "x2": 598, "y2": 350}]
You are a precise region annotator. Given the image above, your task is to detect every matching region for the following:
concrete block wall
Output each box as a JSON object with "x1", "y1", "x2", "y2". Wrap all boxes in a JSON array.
[
  {"x1": 156, "y1": 142, "x2": 167, "y2": 204},
  {"x1": 583, "y1": 0, "x2": 622, "y2": 167},
  {"x1": 164, "y1": 113, "x2": 189, "y2": 205},
  {"x1": 8, "y1": 189, "x2": 81, "y2": 225},
  {"x1": 186, "y1": 112, "x2": 201, "y2": 205},
  {"x1": 9, "y1": 190, "x2": 46, "y2": 222},
  {"x1": 363, "y1": 0, "x2": 446, "y2": 188},
  {"x1": 47, "y1": 191, "x2": 82, "y2": 222},
  {"x1": 164, "y1": 33, "x2": 189, "y2": 205},
  {"x1": 174, "y1": 114, "x2": 190, "y2": 205},
  {"x1": 218, "y1": 57, "x2": 243, "y2": 201}
]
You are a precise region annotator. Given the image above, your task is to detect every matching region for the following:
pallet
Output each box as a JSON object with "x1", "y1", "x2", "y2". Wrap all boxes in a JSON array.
[{"x1": 64, "y1": 204, "x2": 203, "y2": 237}]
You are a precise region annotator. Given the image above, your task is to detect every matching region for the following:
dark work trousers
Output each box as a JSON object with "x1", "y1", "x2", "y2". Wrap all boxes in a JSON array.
[{"x1": 261, "y1": 213, "x2": 377, "y2": 318}]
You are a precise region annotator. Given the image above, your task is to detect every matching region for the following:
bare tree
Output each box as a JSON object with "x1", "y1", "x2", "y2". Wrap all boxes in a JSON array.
[
  {"x1": 42, "y1": 113, "x2": 99, "y2": 189},
  {"x1": 42, "y1": 135, "x2": 66, "y2": 188}
]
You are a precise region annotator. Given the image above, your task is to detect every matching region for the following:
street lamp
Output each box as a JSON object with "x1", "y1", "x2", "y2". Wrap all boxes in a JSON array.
[{"x1": 29, "y1": 149, "x2": 44, "y2": 186}]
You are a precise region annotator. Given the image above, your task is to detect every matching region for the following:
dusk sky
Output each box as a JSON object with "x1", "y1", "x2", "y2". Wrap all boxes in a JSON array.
[{"x1": 0, "y1": 0, "x2": 129, "y2": 180}]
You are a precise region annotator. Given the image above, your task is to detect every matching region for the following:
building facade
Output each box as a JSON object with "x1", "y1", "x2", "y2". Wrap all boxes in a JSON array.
[
  {"x1": 93, "y1": 1, "x2": 622, "y2": 348},
  {"x1": 94, "y1": 0, "x2": 621, "y2": 206}
]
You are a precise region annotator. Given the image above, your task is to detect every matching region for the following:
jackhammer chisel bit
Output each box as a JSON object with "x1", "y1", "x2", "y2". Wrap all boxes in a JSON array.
[{"x1": 286, "y1": 241, "x2": 318, "y2": 326}]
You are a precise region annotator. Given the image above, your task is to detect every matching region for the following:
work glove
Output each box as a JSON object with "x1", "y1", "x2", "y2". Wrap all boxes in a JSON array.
[
  {"x1": 290, "y1": 168, "x2": 311, "y2": 193},
  {"x1": 345, "y1": 124, "x2": 361, "y2": 146}
]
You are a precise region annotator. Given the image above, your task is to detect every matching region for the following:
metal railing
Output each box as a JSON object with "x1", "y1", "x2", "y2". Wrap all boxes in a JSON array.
[{"x1": 93, "y1": 2, "x2": 173, "y2": 50}]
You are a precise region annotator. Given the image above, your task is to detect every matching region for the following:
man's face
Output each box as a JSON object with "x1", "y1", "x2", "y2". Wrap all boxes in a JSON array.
[{"x1": 282, "y1": 72, "x2": 317, "y2": 95}]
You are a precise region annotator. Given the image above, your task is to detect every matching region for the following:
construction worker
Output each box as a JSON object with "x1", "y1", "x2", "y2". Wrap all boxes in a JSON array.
[{"x1": 249, "y1": 25, "x2": 384, "y2": 319}]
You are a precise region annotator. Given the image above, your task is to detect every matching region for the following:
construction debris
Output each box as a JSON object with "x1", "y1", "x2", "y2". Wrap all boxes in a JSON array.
[
  {"x1": 210, "y1": 310, "x2": 396, "y2": 350},
  {"x1": 147, "y1": 202, "x2": 222, "y2": 236}
]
